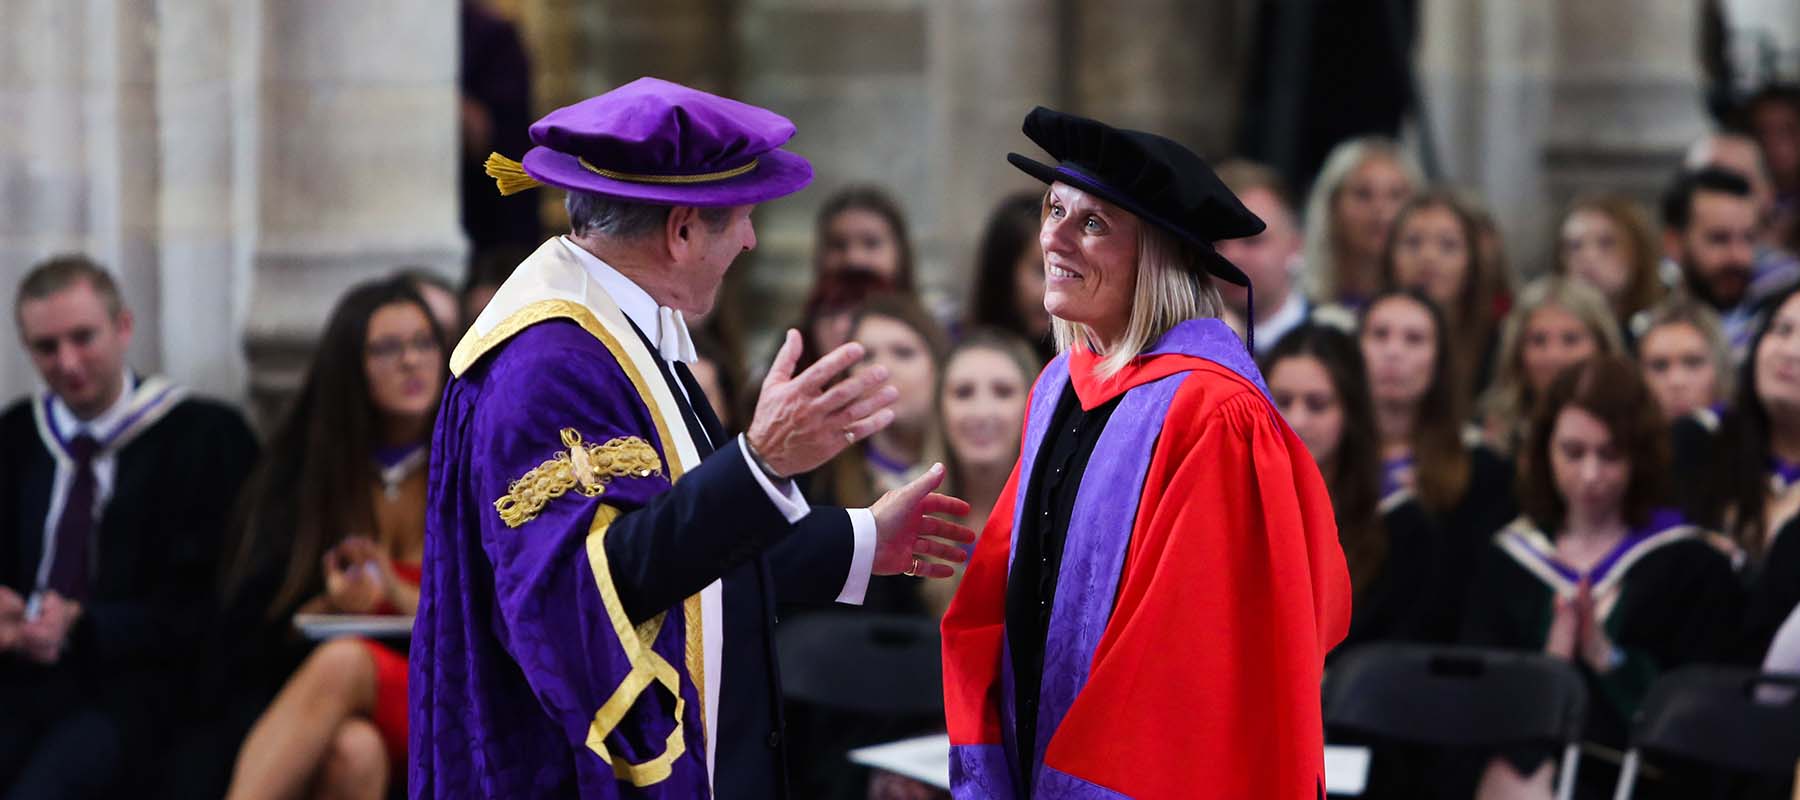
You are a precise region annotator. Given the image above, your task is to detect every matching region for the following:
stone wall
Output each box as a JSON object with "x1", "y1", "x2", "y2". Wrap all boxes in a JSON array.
[{"x1": 0, "y1": 0, "x2": 463, "y2": 427}]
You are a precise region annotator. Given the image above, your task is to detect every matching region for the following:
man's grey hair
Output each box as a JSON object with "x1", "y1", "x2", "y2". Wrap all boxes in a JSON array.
[{"x1": 565, "y1": 191, "x2": 734, "y2": 240}]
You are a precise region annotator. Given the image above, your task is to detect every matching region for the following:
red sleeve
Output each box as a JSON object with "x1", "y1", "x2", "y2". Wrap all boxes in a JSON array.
[{"x1": 1044, "y1": 375, "x2": 1352, "y2": 798}]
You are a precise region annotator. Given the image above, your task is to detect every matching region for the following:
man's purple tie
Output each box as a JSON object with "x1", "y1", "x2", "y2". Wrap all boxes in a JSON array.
[{"x1": 47, "y1": 434, "x2": 99, "y2": 600}]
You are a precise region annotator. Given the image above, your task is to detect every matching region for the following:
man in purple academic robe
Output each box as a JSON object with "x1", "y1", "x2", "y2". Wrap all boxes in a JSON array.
[{"x1": 409, "y1": 77, "x2": 975, "y2": 799}]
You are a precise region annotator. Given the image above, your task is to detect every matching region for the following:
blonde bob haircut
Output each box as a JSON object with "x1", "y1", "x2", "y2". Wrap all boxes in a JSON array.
[{"x1": 1051, "y1": 213, "x2": 1225, "y2": 379}]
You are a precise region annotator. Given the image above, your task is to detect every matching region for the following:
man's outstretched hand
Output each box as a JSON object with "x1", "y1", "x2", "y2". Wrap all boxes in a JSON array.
[
  {"x1": 747, "y1": 329, "x2": 899, "y2": 478},
  {"x1": 871, "y1": 463, "x2": 977, "y2": 578}
]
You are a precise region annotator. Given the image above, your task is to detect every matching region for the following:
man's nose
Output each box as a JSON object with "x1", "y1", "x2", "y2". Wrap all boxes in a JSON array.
[{"x1": 54, "y1": 342, "x2": 82, "y2": 375}]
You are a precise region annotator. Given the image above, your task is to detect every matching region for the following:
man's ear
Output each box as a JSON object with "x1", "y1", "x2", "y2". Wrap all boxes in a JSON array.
[
  {"x1": 664, "y1": 206, "x2": 701, "y2": 260},
  {"x1": 114, "y1": 308, "x2": 135, "y2": 348}
]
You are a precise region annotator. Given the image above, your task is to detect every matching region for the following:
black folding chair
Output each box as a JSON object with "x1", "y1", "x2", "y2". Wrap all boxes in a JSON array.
[
  {"x1": 776, "y1": 612, "x2": 943, "y2": 714},
  {"x1": 1323, "y1": 644, "x2": 1589, "y2": 800},
  {"x1": 1611, "y1": 667, "x2": 1800, "y2": 799}
]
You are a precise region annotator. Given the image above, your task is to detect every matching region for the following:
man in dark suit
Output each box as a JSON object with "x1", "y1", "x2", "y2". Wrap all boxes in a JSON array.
[
  {"x1": 410, "y1": 77, "x2": 975, "y2": 798},
  {"x1": 0, "y1": 255, "x2": 259, "y2": 798}
]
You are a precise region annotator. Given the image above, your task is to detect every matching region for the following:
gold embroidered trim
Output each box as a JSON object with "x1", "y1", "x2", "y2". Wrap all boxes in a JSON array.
[
  {"x1": 494, "y1": 430, "x2": 662, "y2": 528},
  {"x1": 584, "y1": 505, "x2": 688, "y2": 785}
]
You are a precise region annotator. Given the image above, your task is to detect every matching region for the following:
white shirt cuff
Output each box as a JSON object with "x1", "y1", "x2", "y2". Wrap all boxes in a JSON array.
[
  {"x1": 738, "y1": 433, "x2": 809, "y2": 524},
  {"x1": 836, "y1": 508, "x2": 877, "y2": 605}
]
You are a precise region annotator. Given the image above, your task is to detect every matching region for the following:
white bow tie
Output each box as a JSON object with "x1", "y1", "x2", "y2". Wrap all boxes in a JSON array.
[{"x1": 657, "y1": 306, "x2": 698, "y2": 364}]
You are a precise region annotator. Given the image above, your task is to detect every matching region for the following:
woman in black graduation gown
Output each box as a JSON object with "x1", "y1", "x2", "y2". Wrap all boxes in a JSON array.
[
  {"x1": 1262, "y1": 324, "x2": 1441, "y2": 654},
  {"x1": 1359, "y1": 289, "x2": 1516, "y2": 643},
  {"x1": 1677, "y1": 285, "x2": 1800, "y2": 661},
  {"x1": 1463, "y1": 355, "x2": 1742, "y2": 799}
]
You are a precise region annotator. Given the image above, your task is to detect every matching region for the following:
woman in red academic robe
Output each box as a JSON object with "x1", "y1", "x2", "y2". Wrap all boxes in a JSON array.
[{"x1": 941, "y1": 107, "x2": 1352, "y2": 799}]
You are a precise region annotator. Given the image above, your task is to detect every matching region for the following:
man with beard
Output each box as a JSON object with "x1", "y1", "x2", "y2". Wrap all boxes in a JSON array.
[{"x1": 1661, "y1": 167, "x2": 1766, "y2": 355}]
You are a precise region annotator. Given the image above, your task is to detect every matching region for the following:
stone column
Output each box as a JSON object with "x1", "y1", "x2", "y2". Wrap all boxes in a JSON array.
[
  {"x1": 925, "y1": 0, "x2": 1058, "y2": 306},
  {"x1": 1066, "y1": 0, "x2": 1247, "y2": 159},
  {"x1": 0, "y1": 1, "x2": 463, "y2": 423},
  {"x1": 735, "y1": 0, "x2": 933, "y2": 341},
  {"x1": 0, "y1": 0, "x2": 165, "y2": 397},
  {"x1": 242, "y1": 0, "x2": 465, "y2": 422},
  {"x1": 1417, "y1": 0, "x2": 1707, "y2": 279}
]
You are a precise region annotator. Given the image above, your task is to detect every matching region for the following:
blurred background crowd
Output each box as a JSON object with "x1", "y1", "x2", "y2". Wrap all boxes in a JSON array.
[{"x1": 5, "y1": 1, "x2": 1800, "y2": 799}]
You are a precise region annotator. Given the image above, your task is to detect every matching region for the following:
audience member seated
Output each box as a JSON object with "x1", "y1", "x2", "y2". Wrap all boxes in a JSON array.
[
  {"x1": 1359, "y1": 290, "x2": 1515, "y2": 643},
  {"x1": 1739, "y1": 87, "x2": 1800, "y2": 253},
  {"x1": 1677, "y1": 284, "x2": 1800, "y2": 660},
  {"x1": 920, "y1": 327, "x2": 1040, "y2": 618},
  {"x1": 219, "y1": 277, "x2": 447, "y2": 800},
  {"x1": 1554, "y1": 194, "x2": 1665, "y2": 338},
  {"x1": 1462, "y1": 355, "x2": 1741, "y2": 800},
  {"x1": 794, "y1": 267, "x2": 894, "y2": 370},
  {"x1": 1687, "y1": 130, "x2": 1800, "y2": 303},
  {"x1": 1661, "y1": 167, "x2": 1768, "y2": 353},
  {"x1": 1380, "y1": 189, "x2": 1504, "y2": 395},
  {"x1": 0, "y1": 256, "x2": 259, "y2": 799},
  {"x1": 1262, "y1": 324, "x2": 1439, "y2": 656},
  {"x1": 810, "y1": 292, "x2": 949, "y2": 542},
  {"x1": 814, "y1": 184, "x2": 917, "y2": 294},
  {"x1": 1302, "y1": 136, "x2": 1422, "y2": 311},
  {"x1": 1636, "y1": 300, "x2": 1731, "y2": 424},
  {"x1": 1480, "y1": 276, "x2": 1624, "y2": 457},
  {"x1": 1215, "y1": 159, "x2": 1310, "y2": 356},
  {"x1": 966, "y1": 191, "x2": 1053, "y2": 361}
]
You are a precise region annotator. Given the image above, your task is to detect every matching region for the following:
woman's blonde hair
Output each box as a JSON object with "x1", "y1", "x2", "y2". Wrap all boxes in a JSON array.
[
  {"x1": 1302, "y1": 137, "x2": 1424, "y2": 302},
  {"x1": 1051, "y1": 219, "x2": 1225, "y2": 378},
  {"x1": 1481, "y1": 276, "x2": 1626, "y2": 453},
  {"x1": 1637, "y1": 298, "x2": 1733, "y2": 406}
]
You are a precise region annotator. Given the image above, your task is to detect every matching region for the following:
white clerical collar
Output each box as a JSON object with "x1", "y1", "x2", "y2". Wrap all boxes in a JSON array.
[
  {"x1": 49, "y1": 369, "x2": 137, "y2": 442},
  {"x1": 558, "y1": 235, "x2": 698, "y2": 364},
  {"x1": 1253, "y1": 287, "x2": 1309, "y2": 355}
]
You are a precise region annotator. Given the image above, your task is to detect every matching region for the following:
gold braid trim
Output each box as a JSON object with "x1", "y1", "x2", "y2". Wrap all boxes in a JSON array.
[
  {"x1": 578, "y1": 155, "x2": 759, "y2": 184},
  {"x1": 494, "y1": 429, "x2": 662, "y2": 528}
]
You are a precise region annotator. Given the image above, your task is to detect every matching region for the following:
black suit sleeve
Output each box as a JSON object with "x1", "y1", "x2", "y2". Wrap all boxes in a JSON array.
[
  {"x1": 765, "y1": 507, "x2": 856, "y2": 606},
  {"x1": 602, "y1": 438, "x2": 849, "y2": 623}
]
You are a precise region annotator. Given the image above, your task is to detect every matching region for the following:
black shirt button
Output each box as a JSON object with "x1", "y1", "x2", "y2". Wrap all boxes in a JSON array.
[{"x1": 767, "y1": 731, "x2": 781, "y2": 748}]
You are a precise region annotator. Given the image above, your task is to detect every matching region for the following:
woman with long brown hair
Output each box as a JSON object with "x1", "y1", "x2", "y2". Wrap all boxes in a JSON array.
[
  {"x1": 1464, "y1": 355, "x2": 1739, "y2": 798},
  {"x1": 1380, "y1": 190, "x2": 1504, "y2": 395},
  {"x1": 1553, "y1": 194, "x2": 1664, "y2": 333},
  {"x1": 1359, "y1": 289, "x2": 1516, "y2": 641},
  {"x1": 220, "y1": 276, "x2": 448, "y2": 800},
  {"x1": 1678, "y1": 284, "x2": 1800, "y2": 660},
  {"x1": 1262, "y1": 324, "x2": 1442, "y2": 654}
]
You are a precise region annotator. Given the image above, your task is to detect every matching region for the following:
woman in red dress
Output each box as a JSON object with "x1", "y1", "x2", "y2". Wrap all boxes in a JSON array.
[{"x1": 221, "y1": 275, "x2": 447, "y2": 800}]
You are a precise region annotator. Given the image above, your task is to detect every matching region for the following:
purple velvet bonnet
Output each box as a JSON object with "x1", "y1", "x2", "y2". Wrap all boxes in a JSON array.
[{"x1": 484, "y1": 77, "x2": 813, "y2": 207}]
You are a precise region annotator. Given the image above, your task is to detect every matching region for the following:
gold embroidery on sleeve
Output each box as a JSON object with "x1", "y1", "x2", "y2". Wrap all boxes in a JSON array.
[{"x1": 494, "y1": 429, "x2": 662, "y2": 528}]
